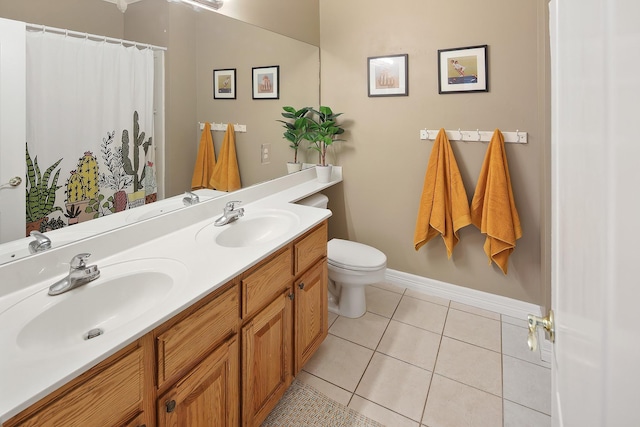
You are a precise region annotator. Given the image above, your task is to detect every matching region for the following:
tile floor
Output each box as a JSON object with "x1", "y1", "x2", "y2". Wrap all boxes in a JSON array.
[{"x1": 297, "y1": 282, "x2": 551, "y2": 427}]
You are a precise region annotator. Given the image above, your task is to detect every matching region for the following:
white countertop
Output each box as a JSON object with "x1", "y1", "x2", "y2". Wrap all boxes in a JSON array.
[{"x1": 0, "y1": 167, "x2": 341, "y2": 422}]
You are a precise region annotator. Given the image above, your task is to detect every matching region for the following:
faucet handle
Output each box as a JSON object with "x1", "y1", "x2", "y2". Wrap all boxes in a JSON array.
[
  {"x1": 226, "y1": 200, "x2": 242, "y2": 210},
  {"x1": 70, "y1": 253, "x2": 91, "y2": 269}
]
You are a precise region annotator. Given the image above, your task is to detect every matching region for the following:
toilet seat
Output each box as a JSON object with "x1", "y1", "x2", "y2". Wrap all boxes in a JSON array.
[{"x1": 328, "y1": 239, "x2": 387, "y2": 272}]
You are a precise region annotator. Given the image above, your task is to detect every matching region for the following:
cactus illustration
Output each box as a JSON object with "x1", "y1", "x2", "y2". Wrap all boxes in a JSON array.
[
  {"x1": 122, "y1": 111, "x2": 152, "y2": 192},
  {"x1": 65, "y1": 151, "x2": 99, "y2": 203},
  {"x1": 77, "y1": 151, "x2": 99, "y2": 200},
  {"x1": 143, "y1": 161, "x2": 156, "y2": 195},
  {"x1": 25, "y1": 143, "x2": 63, "y2": 224}
]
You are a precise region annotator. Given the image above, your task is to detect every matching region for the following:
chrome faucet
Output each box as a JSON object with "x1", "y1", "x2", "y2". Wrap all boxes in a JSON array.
[
  {"x1": 28, "y1": 231, "x2": 51, "y2": 254},
  {"x1": 214, "y1": 201, "x2": 244, "y2": 226},
  {"x1": 183, "y1": 191, "x2": 200, "y2": 206},
  {"x1": 48, "y1": 253, "x2": 101, "y2": 296}
]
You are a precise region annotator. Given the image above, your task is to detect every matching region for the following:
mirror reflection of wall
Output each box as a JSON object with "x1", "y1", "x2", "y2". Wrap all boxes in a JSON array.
[{"x1": 0, "y1": 0, "x2": 320, "y2": 266}]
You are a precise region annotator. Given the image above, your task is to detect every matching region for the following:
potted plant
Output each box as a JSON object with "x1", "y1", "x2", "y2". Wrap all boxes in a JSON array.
[
  {"x1": 277, "y1": 106, "x2": 312, "y2": 173},
  {"x1": 305, "y1": 106, "x2": 345, "y2": 183},
  {"x1": 25, "y1": 143, "x2": 63, "y2": 236}
]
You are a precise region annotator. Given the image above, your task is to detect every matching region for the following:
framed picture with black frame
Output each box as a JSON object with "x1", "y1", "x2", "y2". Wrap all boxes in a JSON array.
[
  {"x1": 437, "y1": 45, "x2": 488, "y2": 94},
  {"x1": 213, "y1": 68, "x2": 236, "y2": 99},
  {"x1": 367, "y1": 54, "x2": 409, "y2": 97},
  {"x1": 252, "y1": 65, "x2": 279, "y2": 99}
]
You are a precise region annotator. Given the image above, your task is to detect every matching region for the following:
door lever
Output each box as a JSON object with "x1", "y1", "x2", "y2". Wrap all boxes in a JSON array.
[{"x1": 527, "y1": 310, "x2": 555, "y2": 351}]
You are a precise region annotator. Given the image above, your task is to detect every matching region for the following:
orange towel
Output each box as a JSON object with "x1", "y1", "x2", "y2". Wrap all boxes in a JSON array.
[
  {"x1": 414, "y1": 129, "x2": 471, "y2": 258},
  {"x1": 191, "y1": 123, "x2": 216, "y2": 190},
  {"x1": 210, "y1": 123, "x2": 241, "y2": 192},
  {"x1": 471, "y1": 129, "x2": 522, "y2": 274}
]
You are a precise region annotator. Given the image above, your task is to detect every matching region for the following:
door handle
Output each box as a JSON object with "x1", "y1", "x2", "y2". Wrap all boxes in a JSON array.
[
  {"x1": 527, "y1": 310, "x2": 555, "y2": 351},
  {"x1": 0, "y1": 176, "x2": 21, "y2": 189}
]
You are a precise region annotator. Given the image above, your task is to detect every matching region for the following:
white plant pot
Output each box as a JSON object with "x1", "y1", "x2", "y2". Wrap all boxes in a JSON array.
[
  {"x1": 315, "y1": 164, "x2": 333, "y2": 183},
  {"x1": 287, "y1": 162, "x2": 303, "y2": 174}
]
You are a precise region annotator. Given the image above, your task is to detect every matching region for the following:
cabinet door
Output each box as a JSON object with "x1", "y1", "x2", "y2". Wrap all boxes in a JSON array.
[
  {"x1": 157, "y1": 336, "x2": 239, "y2": 427},
  {"x1": 242, "y1": 290, "x2": 293, "y2": 427},
  {"x1": 294, "y1": 259, "x2": 328, "y2": 374}
]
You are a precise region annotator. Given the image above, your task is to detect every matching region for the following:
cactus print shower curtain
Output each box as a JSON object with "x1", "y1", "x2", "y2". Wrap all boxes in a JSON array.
[{"x1": 24, "y1": 31, "x2": 155, "y2": 235}]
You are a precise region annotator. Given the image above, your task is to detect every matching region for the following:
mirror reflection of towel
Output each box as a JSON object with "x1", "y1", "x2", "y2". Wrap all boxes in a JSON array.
[
  {"x1": 471, "y1": 129, "x2": 522, "y2": 274},
  {"x1": 210, "y1": 123, "x2": 241, "y2": 192},
  {"x1": 191, "y1": 122, "x2": 216, "y2": 190},
  {"x1": 414, "y1": 128, "x2": 471, "y2": 258}
]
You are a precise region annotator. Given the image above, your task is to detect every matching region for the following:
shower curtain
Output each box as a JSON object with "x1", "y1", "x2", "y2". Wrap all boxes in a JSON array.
[{"x1": 24, "y1": 31, "x2": 156, "y2": 234}]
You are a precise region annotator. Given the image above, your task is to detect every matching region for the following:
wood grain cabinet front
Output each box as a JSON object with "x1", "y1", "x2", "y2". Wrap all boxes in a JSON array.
[
  {"x1": 5, "y1": 341, "x2": 147, "y2": 427},
  {"x1": 157, "y1": 336, "x2": 239, "y2": 427}
]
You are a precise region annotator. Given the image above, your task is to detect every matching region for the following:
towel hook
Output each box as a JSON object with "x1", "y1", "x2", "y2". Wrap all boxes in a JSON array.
[
  {"x1": 458, "y1": 128, "x2": 463, "y2": 141},
  {"x1": 516, "y1": 129, "x2": 521, "y2": 141},
  {"x1": 425, "y1": 129, "x2": 430, "y2": 140},
  {"x1": 476, "y1": 129, "x2": 482, "y2": 141}
]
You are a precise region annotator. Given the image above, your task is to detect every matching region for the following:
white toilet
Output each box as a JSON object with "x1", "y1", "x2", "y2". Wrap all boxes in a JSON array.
[{"x1": 298, "y1": 193, "x2": 387, "y2": 318}]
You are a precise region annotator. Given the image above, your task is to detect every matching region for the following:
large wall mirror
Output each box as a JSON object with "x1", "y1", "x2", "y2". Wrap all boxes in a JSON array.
[{"x1": 0, "y1": 0, "x2": 320, "y2": 265}]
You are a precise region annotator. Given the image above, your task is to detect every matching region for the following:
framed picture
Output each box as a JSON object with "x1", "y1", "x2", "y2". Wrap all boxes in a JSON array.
[
  {"x1": 213, "y1": 68, "x2": 236, "y2": 99},
  {"x1": 437, "y1": 45, "x2": 488, "y2": 94},
  {"x1": 252, "y1": 65, "x2": 279, "y2": 99},
  {"x1": 367, "y1": 54, "x2": 408, "y2": 97}
]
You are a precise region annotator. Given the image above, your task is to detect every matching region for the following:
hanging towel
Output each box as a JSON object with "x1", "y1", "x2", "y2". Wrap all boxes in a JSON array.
[
  {"x1": 191, "y1": 122, "x2": 216, "y2": 190},
  {"x1": 210, "y1": 123, "x2": 241, "y2": 192},
  {"x1": 470, "y1": 129, "x2": 522, "y2": 274},
  {"x1": 414, "y1": 128, "x2": 471, "y2": 258}
]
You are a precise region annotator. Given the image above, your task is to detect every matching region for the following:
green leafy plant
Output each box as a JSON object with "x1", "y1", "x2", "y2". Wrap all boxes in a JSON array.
[
  {"x1": 86, "y1": 193, "x2": 116, "y2": 218},
  {"x1": 25, "y1": 143, "x2": 63, "y2": 223},
  {"x1": 64, "y1": 204, "x2": 81, "y2": 219},
  {"x1": 277, "y1": 106, "x2": 312, "y2": 164},
  {"x1": 305, "y1": 106, "x2": 345, "y2": 166}
]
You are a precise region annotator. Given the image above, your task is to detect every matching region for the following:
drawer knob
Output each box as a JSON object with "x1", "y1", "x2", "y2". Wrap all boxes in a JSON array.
[
  {"x1": 288, "y1": 293, "x2": 295, "y2": 300},
  {"x1": 166, "y1": 399, "x2": 177, "y2": 413},
  {"x1": 298, "y1": 282, "x2": 305, "y2": 290}
]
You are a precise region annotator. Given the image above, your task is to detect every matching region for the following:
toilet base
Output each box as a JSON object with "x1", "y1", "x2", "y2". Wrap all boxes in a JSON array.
[{"x1": 328, "y1": 280, "x2": 367, "y2": 318}]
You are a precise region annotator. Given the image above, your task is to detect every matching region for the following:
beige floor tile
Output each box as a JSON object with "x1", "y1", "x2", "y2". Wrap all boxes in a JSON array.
[
  {"x1": 450, "y1": 301, "x2": 501, "y2": 320},
  {"x1": 503, "y1": 399, "x2": 551, "y2": 427},
  {"x1": 422, "y1": 374, "x2": 502, "y2": 427},
  {"x1": 355, "y1": 352, "x2": 431, "y2": 422},
  {"x1": 377, "y1": 320, "x2": 441, "y2": 370},
  {"x1": 328, "y1": 311, "x2": 339, "y2": 328},
  {"x1": 371, "y1": 281, "x2": 406, "y2": 294},
  {"x1": 404, "y1": 288, "x2": 450, "y2": 307},
  {"x1": 434, "y1": 337, "x2": 502, "y2": 396},
  {"x1": 365, "y1": 285, "x2": 403, "y2": 318},
  {"x1": 329, "y1": 312, "x2": 390, "y2": 349},
  {"x1": 503, "y1": 355, "x2": 551, "y2": 415},
  {"x1": 393, "y1": 296, "x2": 449, "y2": 334},
  {"x1": 444, "y1": 309, "x2": 501, "y2": 352},
  {"x1": 502, "y1": 322, "x2": 549, "y2": 367},
  {"x1": 349, "y1": 395, "x2": 420, "y2": 427},
  {"x1": 294, "y1": 371, "x2": 353, "y2": 406},
  {"x1": 303, "y1": 334, "x2": 373, "y2": 392}
]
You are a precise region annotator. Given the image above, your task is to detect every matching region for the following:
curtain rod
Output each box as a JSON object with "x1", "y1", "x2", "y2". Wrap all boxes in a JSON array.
[{"x1": 25, "y1": 23, "x2": 167, "y2": 52}]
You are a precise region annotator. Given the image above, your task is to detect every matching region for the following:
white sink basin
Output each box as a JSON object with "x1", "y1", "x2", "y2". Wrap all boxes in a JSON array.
[
  {"x1": 197, "y1": 209, "x2": 300, "y2": 248},
  {"x1": 1, "y1": 258, "x2": 187, "y2": 353}
]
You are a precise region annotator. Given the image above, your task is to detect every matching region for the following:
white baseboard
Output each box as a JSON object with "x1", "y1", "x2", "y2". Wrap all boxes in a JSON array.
[{"x1": 384, "y1": 268, "x2": 553, "y2": 363}]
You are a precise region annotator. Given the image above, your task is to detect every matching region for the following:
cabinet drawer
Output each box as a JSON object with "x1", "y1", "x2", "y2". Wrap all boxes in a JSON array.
[
  {"x1": 242, "y1": 247, "x2": 292, "y2": 319},
  {"x1": 294, "y1": 221, "x2": 327, "y2": 276},
  {"x1": 14, "y1": 345, "x2": 144, "y2": 427},
  {"x1": 157, "y1": 284, "x2": 238, "y2": 387}
]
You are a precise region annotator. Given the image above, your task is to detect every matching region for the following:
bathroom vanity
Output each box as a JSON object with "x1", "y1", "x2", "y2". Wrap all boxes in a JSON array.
[{"x1": 0, "y1": 167, "x2": 339, "y2": 427}]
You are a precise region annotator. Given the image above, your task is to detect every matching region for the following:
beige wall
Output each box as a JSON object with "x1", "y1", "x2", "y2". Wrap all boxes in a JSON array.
[{"x1": 320, "y1": 0, "x2": 551, "y2": 305}]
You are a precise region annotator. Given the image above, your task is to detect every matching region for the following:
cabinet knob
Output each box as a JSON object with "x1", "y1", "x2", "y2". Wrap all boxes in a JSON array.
[
  {"x1": 288, "y1": 293, "x2": 295, "y2": 300},
  {"x1": 298, "y1": 282, "x2": 305, "y2": 290},
  {"x1": 166, "y1": 399, "x2": 177, "y2": 413}
]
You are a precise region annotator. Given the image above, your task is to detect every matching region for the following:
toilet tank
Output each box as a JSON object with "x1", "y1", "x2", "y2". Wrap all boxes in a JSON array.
[{"x1": 296, "y1": 193, "x2": 328, "y2": 209}]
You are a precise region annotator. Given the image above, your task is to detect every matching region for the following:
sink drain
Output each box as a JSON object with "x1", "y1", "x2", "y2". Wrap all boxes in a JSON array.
[{"x1": 84, "y1": 328, "x2": 104, "y2": 340}]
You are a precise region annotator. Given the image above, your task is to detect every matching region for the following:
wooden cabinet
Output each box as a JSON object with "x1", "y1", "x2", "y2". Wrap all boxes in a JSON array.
[
  {"x1": 241, "y1": 290, "x2": 293, "y2": 427},
  {"x1": 294, "y1": 259, "x2": 328, "y2": 374},
  {"x1": 157, "y1": 336, "x2": 239, "y2": 427},
  {"x1": 5, "y1": 341, "x2": 148, "y2": 427},
  {"x1": 5, "y1": 220, "x2": 329, "y2": 427}
]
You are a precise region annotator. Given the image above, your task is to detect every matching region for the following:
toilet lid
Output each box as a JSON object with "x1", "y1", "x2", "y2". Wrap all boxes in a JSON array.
[{"x1": 328, "y1": 239, "x2": 387, "y2": 272}]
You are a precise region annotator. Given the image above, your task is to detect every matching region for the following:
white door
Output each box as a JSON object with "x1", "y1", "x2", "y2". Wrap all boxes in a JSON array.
[
  {"x1": 0, "y1": 17, "x2": 25, "y2": 243},
  {"x1": 550, "y1": 0, "x2": 640, "y2": 425}
]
